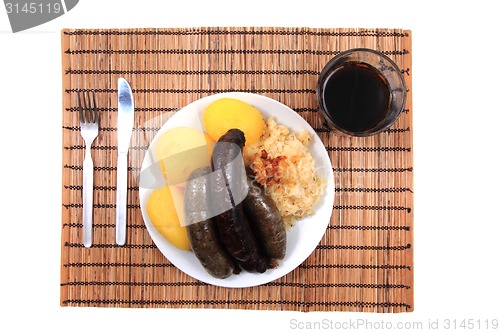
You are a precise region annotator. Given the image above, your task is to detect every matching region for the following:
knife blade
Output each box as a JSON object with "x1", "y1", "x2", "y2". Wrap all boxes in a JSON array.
[{"x1": 116, "y1": 78, "x2": 134, "y2": 246}]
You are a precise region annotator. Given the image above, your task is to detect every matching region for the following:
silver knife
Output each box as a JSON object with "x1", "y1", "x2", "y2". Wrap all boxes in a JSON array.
[{"x1": 116, "y1": 78, "x2": 134, "y2": 246}]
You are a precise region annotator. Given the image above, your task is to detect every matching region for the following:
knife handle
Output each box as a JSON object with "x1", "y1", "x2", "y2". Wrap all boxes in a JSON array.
[{"x1": 116, "y1": 152, "x2": 128, "y2": 246}]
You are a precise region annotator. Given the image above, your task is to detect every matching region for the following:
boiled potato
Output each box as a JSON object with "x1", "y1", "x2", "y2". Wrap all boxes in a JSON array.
[
  {"x1": 203, "y1": 98, "x2": 265, "y2": 146},
  {"x1": 154, "y1": 126, "x2": 213, "y2": 184},
  {"x1": 146, "y1": 185, "x2": 190, "y2": 250}
]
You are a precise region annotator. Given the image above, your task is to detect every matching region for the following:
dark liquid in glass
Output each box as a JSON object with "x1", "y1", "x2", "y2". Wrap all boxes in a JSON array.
[{"x1": 322, "y1": 62, "x2": 391, "y2": 133}]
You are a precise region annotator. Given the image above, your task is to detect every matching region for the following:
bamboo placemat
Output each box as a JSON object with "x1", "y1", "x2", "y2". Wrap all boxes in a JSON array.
[{"x1": 60, "y1": 27, "x2": 413, "y2": 312}]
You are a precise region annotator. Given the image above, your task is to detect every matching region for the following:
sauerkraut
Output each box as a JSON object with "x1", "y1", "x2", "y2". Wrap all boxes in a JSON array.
[{"x1": 244, "y1": 118, "x2": 325, "y2": 228}]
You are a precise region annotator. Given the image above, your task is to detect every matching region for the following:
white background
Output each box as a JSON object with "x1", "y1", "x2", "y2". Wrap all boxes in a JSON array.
[{"x1": 1, "y1": 0, "x2": 499, "y2": 332}]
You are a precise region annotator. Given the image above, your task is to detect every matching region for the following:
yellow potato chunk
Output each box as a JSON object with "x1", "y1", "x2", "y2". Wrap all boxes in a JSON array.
[
  {"x1": 203, "y1": 98, "x2": 265, "y2": 146},
  {"x1": 154, "y1": 126, "x2": 213, "y2": 184},
  {"x1": 146, "y1": 185, "x2": 190, "y2": 251}
]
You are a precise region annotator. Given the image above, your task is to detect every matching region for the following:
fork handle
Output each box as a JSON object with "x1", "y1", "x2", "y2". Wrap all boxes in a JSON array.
[
  {"x1": 82, "y1": 152, "x2": 94, "y2": 248},
  {"x1": 116, "y1": 152, "x2": 128, "y2": 246}
]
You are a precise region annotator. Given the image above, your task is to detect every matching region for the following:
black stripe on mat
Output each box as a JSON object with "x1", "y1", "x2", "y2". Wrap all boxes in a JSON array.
[
  {"x1": 62, "y1": 298, "x2": 411, "y2": 310},
  {"x1": 65, "y1": 88, "x2": 316, "y2": 94},
  {"x1": 64, "y1": 145, "x2": 148, "y2": 151},
  {"x1": 64, "y1": 262, "x2": 174, "y2": 268},
  {"x1": 62, "y1": 203, "x2": 141, "y2": 209},
  {"x1": 326, "y1": 146, "x2": 411, "y2": 153},
  {"x1": 316, "y1": 244, "x2": 411, "y2": 251},
  {"x1": 61, "y1": 203, "x2": 411, "y2": 212},
  {"x1": 333, "y1": 205, "x2": 411, "y2": 213},
  {"x1": 63, "y1": 165, "x2": 141, "y2": 172},
  {"x1": 62, "y1": 242, "x2": 411, "y2": 251},
  {"x1": 265, "y1": 282, "x2": 411, "y2": 289},
  {"x1": 62, "y1": 104, "x2": 409, "y2": 117},
  {"x1": 63, "y1": 280, "x2": 410, "y2": 289},
  {"x1": 62, "y1": 223, "x2": 411, "y2": 232},
  {"x1": 62, "y1": 222, "x2": 145, "y2": 229},
  {"x1": 63, "y1": 281, "x2": 207, "y2": 287},
  {"x1": 63, "y1": 145, "x2": 411, "y2": 152},
  {"x1": 63, "y1": 184, "x2": 411, "y2": 194},
  {"x1": 65, "y1": 68, "x2": 321, "y2": 75},
  {"x1": 64, "y1": 185, "x2": 131, "y2": 191},
  {"x1": 65, "y1": 106, "x2": 178, "y2": 113},
  {"x1": 64, "y1": 48, "x2": 408, "y2": 56},
  {"x1": 63, "y1": 29, "x2": 409, "y2": 37},
  {"x1": 63, "y1": 125, "x2": 162, "y2": 132},
  {"x1": 63, "y1": 262, "x2": 411, "y2": 270},
  {"x1": 63, "y1": 125, "x2": 408, "y2": 136},
  {"x1": 299, "y1": 263, "x2": 411, "y2": 270},
  {"x1": 333, "y1": 167, "x2": 413, "y2": 173},
  {"x1": 328, "y1": 225, "x2": 411, "y2": 231},
  {"x1": 63, "y1": 242, "x2": 155, "y2": 249},
  {"x1": 335, "y1": 187, "x2": 412, "y2": 193}
]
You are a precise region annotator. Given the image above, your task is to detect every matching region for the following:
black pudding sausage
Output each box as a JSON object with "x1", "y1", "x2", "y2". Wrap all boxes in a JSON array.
[
  {"x1": 243, "y1": 170, "x2": 287, "y2": 263},
  {"x1": 211, "y1": 129, "x2": 268, "y2": 273},
  {"x1": 184, "y1": 166, "x2": 236, "y2": 279}
]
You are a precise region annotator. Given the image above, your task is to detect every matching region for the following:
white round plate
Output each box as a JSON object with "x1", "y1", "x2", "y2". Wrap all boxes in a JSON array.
[{"x1": 139, "y1": 92, "x2": 334, "y2": 288}]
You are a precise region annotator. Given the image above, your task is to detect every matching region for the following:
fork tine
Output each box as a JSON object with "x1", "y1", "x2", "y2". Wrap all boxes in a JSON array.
[
  {"x1": 77, "y1": 90, "x2": 84, "y2": 123},
  {"x1": 90, "y1": 90, "x2": 98, "y2": 124},
  {"x1": 78, "y1": 90, "x2": 99, "y2": 123},
  {"x1": 83, "y1": 91, "x2": 90, "y2": 123}
]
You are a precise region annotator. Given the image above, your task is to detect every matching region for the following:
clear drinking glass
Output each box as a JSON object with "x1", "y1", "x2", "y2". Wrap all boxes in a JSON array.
[{"x1": 316, "y1": 48, "x2": 407, "y2": 136}]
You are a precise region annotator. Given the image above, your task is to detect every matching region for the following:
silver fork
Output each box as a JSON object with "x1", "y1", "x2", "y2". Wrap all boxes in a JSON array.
[{"x1": 78, "y1": 90, "x2": 99, "y2": 248}]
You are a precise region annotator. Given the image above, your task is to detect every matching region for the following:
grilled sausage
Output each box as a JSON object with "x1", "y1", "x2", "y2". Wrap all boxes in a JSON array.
[
  {"x1": 184, "y1": 166, "x2": 236, "y2": 279},
  {"x1": 221, "y1": 206, "x2": 268, "y2": 273},
  {"x1": 243, "y1": 170, "x2": 287, "y2": 264},
  {"x1": 211, "y1": 129, "x2": 268, "y2": 273}
]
